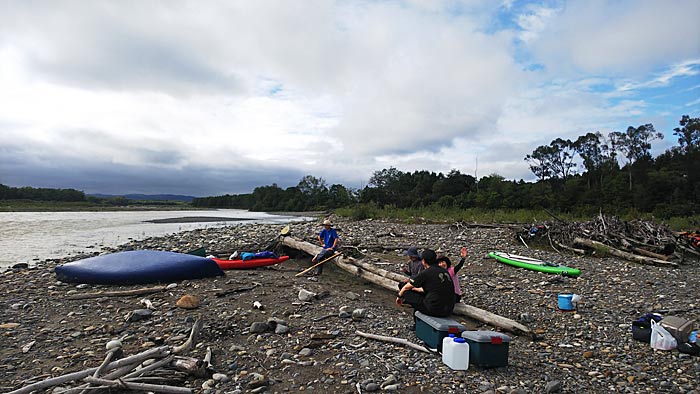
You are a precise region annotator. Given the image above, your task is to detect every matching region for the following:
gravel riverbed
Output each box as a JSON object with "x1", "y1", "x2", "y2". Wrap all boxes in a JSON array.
[{"x1": 1, "y1": 217, "x2": 698, "y2": 393}]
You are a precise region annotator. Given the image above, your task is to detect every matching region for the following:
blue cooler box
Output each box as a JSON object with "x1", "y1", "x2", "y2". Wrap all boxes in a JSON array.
[
  {"x1": 414, "y1": 311, "x2": 465, "y2": 352},
  {"x1": 461, "y1": 331, "x2": 511, "y2": 367}
]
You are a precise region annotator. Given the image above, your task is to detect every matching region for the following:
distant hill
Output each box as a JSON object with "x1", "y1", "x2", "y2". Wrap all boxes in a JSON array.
[{"x1": 89, "y1": 193, "x2": 196, "y2": 202}]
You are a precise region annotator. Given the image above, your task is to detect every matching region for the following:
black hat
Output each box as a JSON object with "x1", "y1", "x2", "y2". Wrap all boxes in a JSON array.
[
  {"x1": 421, "y1": 249, "x2": 437, "y2": 265},
  {"x1": 403, "y1": 246, "x2": 420, "y2": 258}
]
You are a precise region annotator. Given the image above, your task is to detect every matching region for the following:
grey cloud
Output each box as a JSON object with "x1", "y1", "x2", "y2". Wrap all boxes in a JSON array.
[{"x1": 0, "y1": 146, "x2": 308, "y2": 196}]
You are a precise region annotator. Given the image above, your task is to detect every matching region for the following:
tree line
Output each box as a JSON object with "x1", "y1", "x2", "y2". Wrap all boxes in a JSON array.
[
  {"x1": 0, "y1": 184, "x2": 87, "y2": 202},
  {"x1": 194, "y1": 114, "x2": 699, "y2": 218}
]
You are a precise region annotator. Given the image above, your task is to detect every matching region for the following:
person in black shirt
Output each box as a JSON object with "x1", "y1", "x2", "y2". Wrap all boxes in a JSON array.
[{"x1": 396, "y1": 249, "x2": 455, "y2": 317}]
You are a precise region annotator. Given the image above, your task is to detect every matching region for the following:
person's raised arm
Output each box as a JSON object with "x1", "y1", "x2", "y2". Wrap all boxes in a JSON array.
[{"x1": 455, "y1": 246, "x2": 467, "y2": 273}]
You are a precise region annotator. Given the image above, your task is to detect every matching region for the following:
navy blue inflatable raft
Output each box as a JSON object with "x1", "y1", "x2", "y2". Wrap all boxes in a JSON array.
[{"x1": 55, "y1": 250, "x2": 225, "y2": 285}]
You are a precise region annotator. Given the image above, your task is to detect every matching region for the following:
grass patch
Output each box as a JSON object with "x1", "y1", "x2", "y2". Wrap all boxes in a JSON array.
[{"x1": 334, "y1": 204, "x2": 700, "y2": 231}]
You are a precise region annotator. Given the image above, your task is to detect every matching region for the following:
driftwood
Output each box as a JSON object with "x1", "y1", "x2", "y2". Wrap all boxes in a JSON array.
[
  {"x1": 67, "y1": 286, "x2": 167, "y2": 300},
  {"x1": 355, "y1": 330, "x2": 430, "y2": 353},
  {"x1": 9, "y1": 318, "x2": 205, "y2": 394},
  {"x1": 528, "y1": 214, "x2": 698, "y2": 264},
  {"x1": 295, "y1": 251, "x2": 343, "y2": 277},
  {"x1": 573, "y1": 237, "x2": 678, "y2": 268},
  {"x1": 82, "y1": 377, "x2": 192, "y2": 394},
  {"x1": 279, "y1": 236, "x2": 531, "y2": 337}
]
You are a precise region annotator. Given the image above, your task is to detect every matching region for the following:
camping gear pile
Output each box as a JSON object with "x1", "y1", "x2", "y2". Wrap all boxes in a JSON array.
[{"x1": 632, "y1": 314, "x2": 699, "y2": 355}]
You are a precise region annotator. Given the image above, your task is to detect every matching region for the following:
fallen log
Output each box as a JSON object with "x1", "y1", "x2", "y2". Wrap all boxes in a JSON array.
[
  {"x1": 573, "y1": 237, "x2": 678, "y2": 268},
  {"x1": 82, "y1": 377, "x2": 192, "y2": 394},
  {"x1": 279, "y1": 236, "x2": 531, "y2": 337},
  {"x1": 66, "y1": 286, "x2": 167, "y2": 300}
]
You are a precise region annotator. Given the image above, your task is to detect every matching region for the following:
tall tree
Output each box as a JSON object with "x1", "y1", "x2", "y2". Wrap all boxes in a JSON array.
[
  {"x1": 525, "y1": 138, "x2": 576, "y2": 180},
  {"x1": 610, "y1": 124, "x2": 663, "y2": 191},
  {"x1": 673, "y1": 115, "x2": 700, "y2": 153}
]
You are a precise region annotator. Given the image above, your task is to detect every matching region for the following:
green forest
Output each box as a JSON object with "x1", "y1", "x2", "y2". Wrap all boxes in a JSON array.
[
  {"x1": 193, "y1": 115, "x2": 700, "y2": 219},
  {"x1": 3, "y1": 115, "x2": 698, "y2": 222}
]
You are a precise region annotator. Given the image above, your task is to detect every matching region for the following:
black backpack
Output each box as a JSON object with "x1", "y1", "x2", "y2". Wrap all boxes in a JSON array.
[{"x1": 632, "y1": 313, "x2": 663, "y2": 343}]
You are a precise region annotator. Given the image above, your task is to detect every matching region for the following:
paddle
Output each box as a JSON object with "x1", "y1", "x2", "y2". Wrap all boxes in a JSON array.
[{"x1": 295, "y1": 251, "x2": 343, "y2": 277}]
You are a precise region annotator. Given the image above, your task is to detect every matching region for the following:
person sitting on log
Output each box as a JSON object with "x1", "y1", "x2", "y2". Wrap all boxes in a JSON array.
[
  {"x1": 398, "y1": 246, "x2": 424, "y2": 290},
  {"x1": 396, "y1": 249, "x2": 455, "y2": 318},
  {"x1": 309, "y1": 219, "x2": 339, "y2": 275},
  {"x1": 437, "y1": 246, "x2": 467, "y2": 303}
]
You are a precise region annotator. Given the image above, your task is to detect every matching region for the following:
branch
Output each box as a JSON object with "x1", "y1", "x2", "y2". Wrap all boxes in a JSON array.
[
  {"x1": 355, "y1": 330, "x2": 430, "y2": 353},
  {"x1": 172, "y1": 317, "x2": 202, "y2": 354}
]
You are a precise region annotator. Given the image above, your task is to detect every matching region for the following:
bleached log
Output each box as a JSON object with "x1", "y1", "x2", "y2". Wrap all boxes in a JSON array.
[
  {"x1": 7, "y1": 347, "x2": 170, "y2": 394},
  {"x1": 82, "y1": 377, "x2": 192, "y2": 394},
  {"x1": 279, "y1": 236, "x2": 531, "y2": 336},
  {"x1": 573, "y1": 237, "x2": 678, "y2": 268}
]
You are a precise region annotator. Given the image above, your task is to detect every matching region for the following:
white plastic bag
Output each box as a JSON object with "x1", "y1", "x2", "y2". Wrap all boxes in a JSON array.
[{"x1": 650, "y1": 320, "x2": 678, "y2": 350}]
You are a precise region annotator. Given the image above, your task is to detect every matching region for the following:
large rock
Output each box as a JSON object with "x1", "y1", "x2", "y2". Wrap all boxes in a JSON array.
[{"x1": 176, "y1": 295, "x2": 201, "y2": 309}]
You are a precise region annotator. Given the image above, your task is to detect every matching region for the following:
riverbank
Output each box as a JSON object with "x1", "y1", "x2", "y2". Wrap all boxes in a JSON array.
[{"x1": 1, "y1": 218, "x2": 698, "y2": 393}]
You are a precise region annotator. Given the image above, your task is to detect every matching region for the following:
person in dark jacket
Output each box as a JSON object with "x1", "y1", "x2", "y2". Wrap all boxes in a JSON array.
[{"x1": 396, "y1": 249, "x2": 455, "y2": 317}]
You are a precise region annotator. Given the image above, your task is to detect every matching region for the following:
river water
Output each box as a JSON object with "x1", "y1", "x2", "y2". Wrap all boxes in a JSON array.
[{"x1": 0, "y1": 210, "x2": 310, "y2": 268}]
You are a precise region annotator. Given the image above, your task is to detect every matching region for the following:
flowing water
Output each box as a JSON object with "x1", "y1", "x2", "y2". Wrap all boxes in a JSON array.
[{"x1": 0, "y1": 210, "x2": 309, "y2": 268}]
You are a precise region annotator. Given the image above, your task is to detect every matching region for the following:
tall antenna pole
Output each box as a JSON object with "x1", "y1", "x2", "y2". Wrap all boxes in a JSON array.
[{"x1": 475, "y1": 155, "x2": 479, "y2": 193}]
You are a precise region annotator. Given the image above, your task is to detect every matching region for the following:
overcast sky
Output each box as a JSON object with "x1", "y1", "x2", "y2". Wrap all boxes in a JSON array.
[{"x1": 1, "y1": 0, "x2": 698, "y2": 196}]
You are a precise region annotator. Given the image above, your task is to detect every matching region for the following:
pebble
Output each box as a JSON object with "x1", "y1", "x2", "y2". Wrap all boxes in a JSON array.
[
  {"x1": 345, "y1": 291, "x2": 360, "y2": 300},
  {"x1": 339, "y1": 306, "x2": 352, "y2": 318},
  {"x1": 545, "y1": 380, "x2": 562, "y2": 393},
  {"x1": 352, "y1": 308, "x2": 366, "y2": 321},
  {"x1": 299, "y1": 348, "x2": 312, "y2": 357},
  {"x1": 127, "y1": 309, "x2": 152, "y2": 322},
  {"x1": 212, "y1": 373, "x2": 230, "y2": 382},
  {"x1": 4, "y1": 217, "x2": 698, "y2": 394}
]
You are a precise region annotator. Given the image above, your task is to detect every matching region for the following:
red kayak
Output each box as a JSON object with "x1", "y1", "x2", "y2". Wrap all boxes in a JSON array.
[{"x1": 213, "y1": 255, "x2": 290, "y2": 270}]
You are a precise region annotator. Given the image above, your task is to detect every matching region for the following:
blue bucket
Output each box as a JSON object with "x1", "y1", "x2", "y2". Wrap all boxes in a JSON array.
[{"x1": 558, "y1": 294, "x2": 574, "y2": 311}]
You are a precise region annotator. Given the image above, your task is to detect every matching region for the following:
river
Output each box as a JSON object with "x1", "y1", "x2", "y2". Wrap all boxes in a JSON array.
[{"x1": 0, "y1": 210, "x2": 311, "y2": 268}]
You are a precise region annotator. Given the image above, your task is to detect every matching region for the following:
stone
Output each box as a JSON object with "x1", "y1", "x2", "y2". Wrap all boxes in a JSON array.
[
  {"x1": 339, "y1": 306, "x2": 352, "y2": 318},
  {"x1": 345, "y1": 291, "x2": 360, "y2": 300},
  {"x1": 275, "y1": 324, "x2": 290, "y2": 335},
  {"x1": 352, "y1": 308, "x2": 366, "y2": 321},
  {"x1": 166, "y1": 283, "x2": 177, "y2": 290},
  {"x1": 545, "y1": 380, "x2": 562, "y2": 393},
  {"x1": 176, "y1": 295, "x2": 201, "y2": 309},
  {"x1": 299, "y1": 347, "x2": 312, "y2": 357},
  {"x1": 298, "y1": 289, "x2": 316, "y2": 302},
  {"x1": 106, "y1": 339, "x2": 122, "y2": 350},
  {"x1": 365, "y1": 382, "x2": 379, "y2": 392},
  {"x1": 249, "y1": 322, "x2": 269, "y2": 333},
  {"x1": 383, "y1": 384, "x2": 399, "y2": 391},
  {"x1": 127, "y1": 309, "x2": 152, "y2": 322},
  {"x1": 212, "y1": 373, "x2": 230, "y2": 382},
  {"x1": 381, "y1": 374, "x2": 398, "y2": 388}
]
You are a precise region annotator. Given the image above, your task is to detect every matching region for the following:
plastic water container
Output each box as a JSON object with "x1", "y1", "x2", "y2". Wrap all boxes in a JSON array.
[
  {"x1": 442, "y1": 333, "x2": 456, "y2": 353},
  {"x1": 442, "y1": 337, "x2": 469, "y2": 370},
  {"x1": 558, "y1": 294, "x2": 575, "y2": 311}
]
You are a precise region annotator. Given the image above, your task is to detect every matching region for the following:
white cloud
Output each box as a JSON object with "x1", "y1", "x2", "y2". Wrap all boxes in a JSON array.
[
  {"x1": 618, "y1": 59, "x2": 700, "y2": 92},
  {"x1": 0, "y1": 1, "x2": 696, "y2": 193},
  {"x1": 524, "y1": 0, "x2": 700, "y2": 75}
]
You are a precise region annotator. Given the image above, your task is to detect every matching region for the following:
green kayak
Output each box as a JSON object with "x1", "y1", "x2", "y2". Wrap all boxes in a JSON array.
[{"x1": 488, "y1": 252, "x2": 581, "y2": 277}]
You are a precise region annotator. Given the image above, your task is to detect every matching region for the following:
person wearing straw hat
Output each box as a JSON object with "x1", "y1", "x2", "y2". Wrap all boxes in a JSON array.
[{"x1": 310, "y1": 219, "x2": 339, "y2": 275}]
